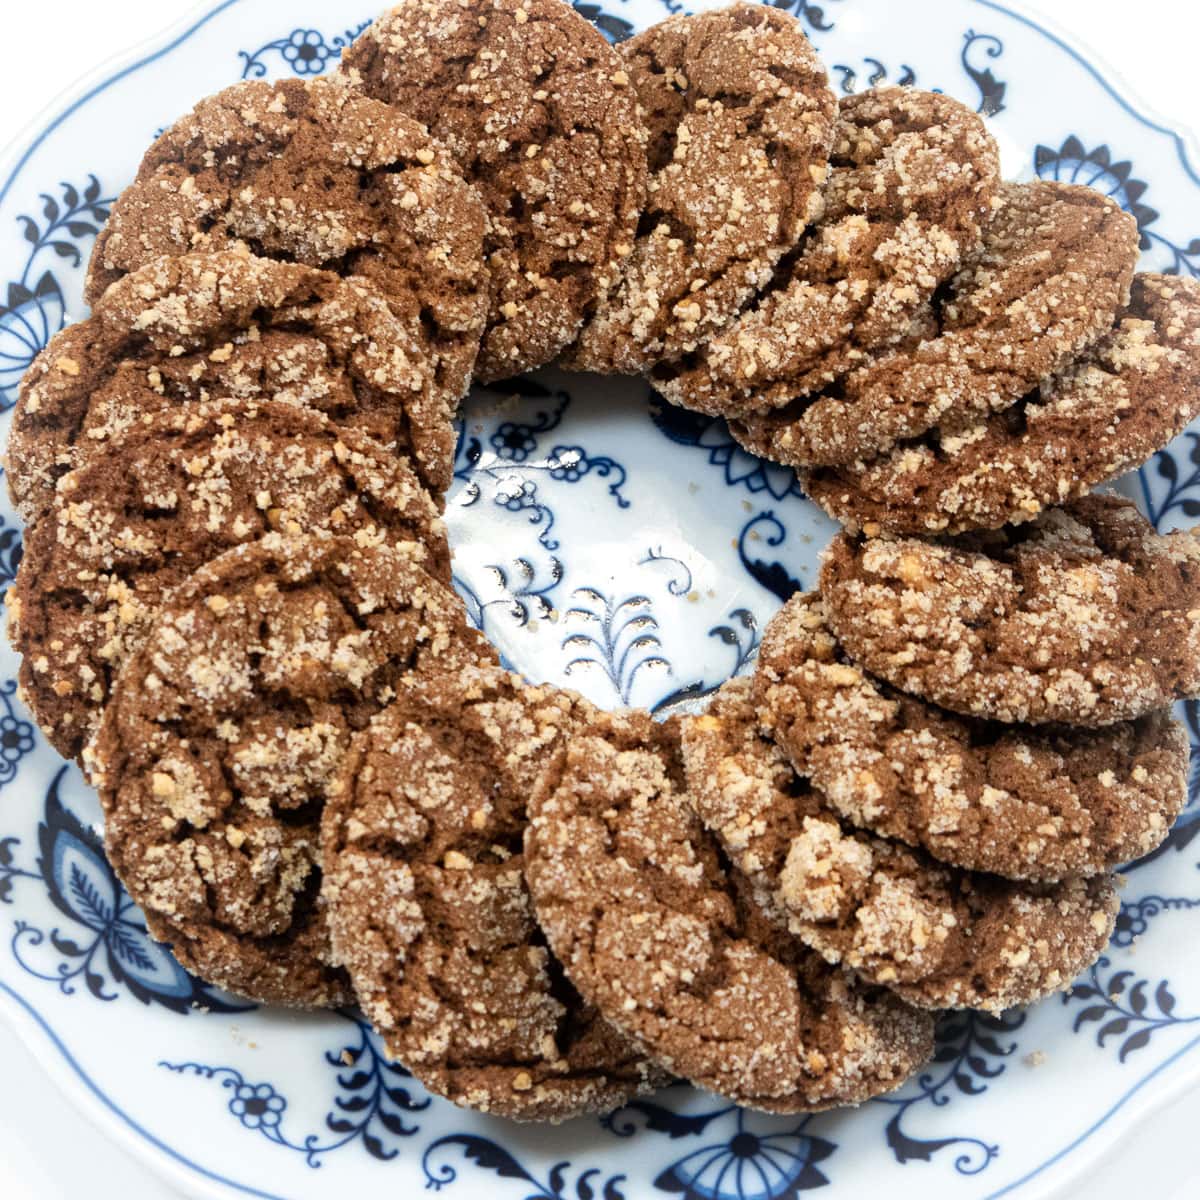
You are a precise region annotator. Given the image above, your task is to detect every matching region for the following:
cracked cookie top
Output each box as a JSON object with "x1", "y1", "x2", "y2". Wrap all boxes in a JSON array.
[
  {"x1": 11, "y1": 398, "x2": 450, "y2": 762},
  {"x1": 86, "y1": 78, "x2": 489, "y2": 421},
  {"x1": 9, "y1": 251, "x2": 460, "y2": 522},
  {"x1": 753, "y1": 593, "x2": 1187, "y2": 883},
  {"x1": 342, "y1": 0, "x2": 647, "y2": 381},
  {"x1": 821, "y1": 494, "x2": 1200, "y2": 725},
  {"x1": 322, "y1": 665, "x2": 665, "y2": 1121},
  {"x1": 567, "y1": 3, "x2": 835, "y2": 375},
  {"x1": 804, "y1": 273, "x2": 1200, "y2": 534},
  {"x1": 685, "y1": 679, "x2": 1123, "y2": 1012},
  {"x1": 524, "y1": 707, "x2": 935, "y2": 1111},
  {"x1": 90, "y1": 533, "x2": 493, "y2": 1008},
  {"x1": 655, "y1": 87, "x2": 999, "y2": 418}
]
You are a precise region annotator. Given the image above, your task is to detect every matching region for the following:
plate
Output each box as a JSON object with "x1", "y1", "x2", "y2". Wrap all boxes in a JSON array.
[{"x1": 1, "y1": 2, "x2": 1199, "y2": 1198}]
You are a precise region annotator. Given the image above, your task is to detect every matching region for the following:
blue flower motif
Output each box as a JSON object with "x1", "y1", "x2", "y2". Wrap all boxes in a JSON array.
[
  {"x1": 239, "y1": 23, "x2": 371, "y2": 81},
  {"x1": 164, "y1": 1018, "x2": 428, "y2": 1166},
  {"x1": 0, "y1": 712, "x2": 34, "y2": 764},
  {"x1": 491, "y1": 421, "x2": 538, "y2": 463},
  {"x1": 0, "y1": 680, "x2": 34, "y2": 787},
  {"x1": 654, "y1": 1111, "x2": 835, "y2": 1199},
  {"x1": 648, "y1": 398, "x2": 803, "y2": 503},
  {"x1": 230, "y1": 1082, "x2": 286, "y2": 1131},
  {"x1": 281, "y1": 30, "x2": 332, "y2": 76}
]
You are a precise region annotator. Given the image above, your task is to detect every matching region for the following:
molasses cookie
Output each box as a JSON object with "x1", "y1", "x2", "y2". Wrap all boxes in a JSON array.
[
  {"x1": 86, "y1": 78, "x2": 489, "y2": 417},
  {"x1": 322, "y1": 666, "x2": 665, "y2": 1121},
  {"x1": 8, "y1": 251, "x2": 457, "y2": 524},
  {"x1": 684, "y1": 680, "x2": 1121, "y2": 1012},
  {"x1": 89, "y1": 533, "x2": 493, "y2": 1007},
  {"x1": 341, "y1": 0, "x2": 646, "y2": 381},
  {"x1": 753, "y1": 593, "x2": 1187, "y2": 882},
  {"x1": 737, "y1": 181, "x2": 1139, "y2": 467},
  {"x1": 804, "y1": 273, "x2": 1200, "y2": 534},
  {"x1": 525, "y1": 709, "x2": 935, "y2": 1111},
  {"x1": 567, "y1": 3, "x2": 835, "y2": 375},
  {"x1": 10, "y1": 399, "x2": 450, "y2": 763},
  {"x1": 654, "y1": 88, "x2": 999, "y2": 417},
  {"x1": 822, "y1": 495, "x2": 1200, "y2": 726}
]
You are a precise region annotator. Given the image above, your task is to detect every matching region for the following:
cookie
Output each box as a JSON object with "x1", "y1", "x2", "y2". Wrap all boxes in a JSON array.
[
  {"x1": 10, "y1": 398, "x2": 450, "y2": 763},
  {"x1": 341, "y1": 0, "x2": 646, "y2": 381},
  {"x1": 322, "y1": 666, "x2": 665, "y2": 1121},
  {"x1": 753, "y1": 593, "x2": 1187, "y2": 883},
  {"x1": 654, "y1": 87, "x2": 999, "y2": 417},
  {"x1": 822, "y1": 495, "x2": 1200, "y2": 726},
  {"x1": 86, "y1": 78, "x2": 489, "y2": 416},
  {"x1": 566, "y1": 3, "x2": 835, "y2": 375},
  {"x1": 684, "y1": 679, "x2": 1121, "y2": 1012},
  {"x1": 733, "y1": 180, "x2": 1138, "y2": 467},
  {"x1": 89, "y1": 532, "x2": 493, "y2": 1007},
  {"x1": 8, "y1": 251, "x2": 457, "y2": 525},
  {"x1": 525, "y1": 708, "x2": 935, "y2": 1111},
  {"x1": 804, "y1": 273, "x2": 1200, "y2": 534}
]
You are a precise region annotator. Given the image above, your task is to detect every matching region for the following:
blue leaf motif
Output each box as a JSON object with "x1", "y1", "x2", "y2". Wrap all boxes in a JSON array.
[
  {"x1": 53, "y1": 829, "x2": 118, "y2": 934},
  {"x1": 106, "y1": 920, "x2": 208, "y2": 1002},
  {"x1": 11, "y1": 766, "x2": 252, "y2": 1012}
]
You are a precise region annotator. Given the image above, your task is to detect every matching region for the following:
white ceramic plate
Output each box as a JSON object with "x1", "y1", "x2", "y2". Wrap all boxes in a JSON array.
[{"x1": 2, "y1": 2, "x2": 1200, "y2": 1197}]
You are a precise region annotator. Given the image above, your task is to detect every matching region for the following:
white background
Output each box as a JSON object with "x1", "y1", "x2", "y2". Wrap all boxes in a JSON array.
[{"x1": 0, "y1": 0, "x2": 1198, "y2": 1196}]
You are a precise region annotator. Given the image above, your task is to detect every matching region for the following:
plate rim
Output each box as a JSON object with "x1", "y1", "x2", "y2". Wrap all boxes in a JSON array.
[{"x1": 1, "y1": 2, "x2": 1198, "y2": 1198}]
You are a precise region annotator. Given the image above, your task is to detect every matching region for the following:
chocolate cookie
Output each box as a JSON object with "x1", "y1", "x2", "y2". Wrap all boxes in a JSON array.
[
  {"x1": 11, "y1": 398, "x2": 449, "y2": 763},
  {"x1": 753, "y1": 593, "x2": 1187, "y2": 883},
  {"x1": 342, "y1": 0, "x2": 646, "y2": 381},
  {"x1": 654, "y1": 87, "x2": 999, "y2": 417},
  {"x1": 86, "y1": 78, "x2": 489, "y2": 416},
  {"x1": 734, "y1": 181, "x2": 1138, "y2": 467},
  {"x1": 322, "y1": 666, "x2": 665, "y2": 1121},
  {"x1": 804, "y1": 273, "x2": 1200, "y2": 534},
  {"x1": 822, "y1": 495, "x2": 1200, "y2": 726},
  {"x1": 567, "y1": 3, "x2": 835, "y2": 375},
  {"x1": 89, "y1": 533, "x2": 493, "y2": 1007},
  {"x1": 684, "y1": 680, "x2": 1121, "y2": 1012},
  {"x1": 8, "y1": 251, "x2": 456, "y2": 524},
  {"x1": 525, "y1": 708, "x2": 934, "y2": 1111}
]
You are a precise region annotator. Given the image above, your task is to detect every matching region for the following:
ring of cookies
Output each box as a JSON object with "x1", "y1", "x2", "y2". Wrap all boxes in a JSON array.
[{"x1": 6, "y1": 0, "x2": 1200, "y2": 1122}]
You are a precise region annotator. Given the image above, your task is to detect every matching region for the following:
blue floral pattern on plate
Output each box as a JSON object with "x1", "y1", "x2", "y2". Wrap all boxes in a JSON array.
[{"x1": 2, "y1": 1, "x2": 1200, "y2": 1198}]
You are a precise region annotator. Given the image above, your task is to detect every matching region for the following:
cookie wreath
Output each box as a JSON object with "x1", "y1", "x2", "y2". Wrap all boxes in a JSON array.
[{"x1": 6, "y1": 0, "x2": 1199, "y2": 1126}]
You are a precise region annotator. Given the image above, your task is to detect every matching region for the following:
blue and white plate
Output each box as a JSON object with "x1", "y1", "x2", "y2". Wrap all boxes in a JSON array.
[{"x1": 2, "y1": 2, "x2": 1199, "y2": 1197}]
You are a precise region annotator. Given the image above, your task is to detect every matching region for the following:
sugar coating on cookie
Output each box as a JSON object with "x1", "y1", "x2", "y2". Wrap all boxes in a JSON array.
[
  {"x1": 525, "y1": 708, "x2": 934, "y2": 1111},
  {"x1": 10, "y1": 399, "x2": 450, "y2": 763},
  {"x1": 752, "y1": 593, "x2": 1186, "y2": 883},
  {"x1": 804, "y1": 273, "x2": 1200, "y2": 534},
  {"x1": 342, "y1": 0, "x2": 647, "y2": 382},
  {"x1": 822, "y1": 494, "x2": 1200, "y2": 725},
  {"x1": 567, "y1": 2, "x2": 836, "y2": 375},
  {"x1": 89, "y1": 533, "x2": 493, "y2": 1008},
  {"x1": 736, "y1": 180, "x2": 1138, "y2": 467},
  {"x1": 85, "y1": 79, "x2": 489, "y2": 413},
  {"x1": 655, "y1": 87, "x2": 999, "y2": 417},
  {"x1": 8, "y1": 251, "x2": 459, "y2": 523},
  {"x1": 684, "y1": 679, "x2": 1122, "y2": 1012},
  {"x1": 322, "y1": 667, "x2": 664, "y2": 1121}
]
